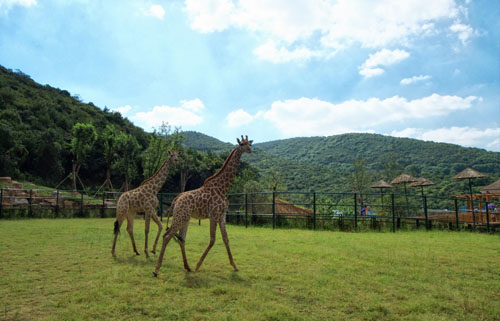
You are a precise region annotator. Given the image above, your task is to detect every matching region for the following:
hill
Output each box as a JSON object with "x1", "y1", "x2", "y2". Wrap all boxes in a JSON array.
[
  {"x1": 182, "y1": 131, "x2": 500, "y2": 195},
  {"x1": 0, "y1": 65, "x2": 150, "y2": 187}
]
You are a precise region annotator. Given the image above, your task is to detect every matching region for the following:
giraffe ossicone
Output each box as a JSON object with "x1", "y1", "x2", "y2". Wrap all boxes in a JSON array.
[
  {"x1": 153, "y1": 136, "x2": 253, "y2": 276},
  {"x1": 111, "y1": 150, "x2": 179, "y2": 258}
]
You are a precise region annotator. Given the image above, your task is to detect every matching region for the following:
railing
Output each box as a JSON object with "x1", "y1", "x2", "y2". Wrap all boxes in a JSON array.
[{"x1": 0, "y1": 188, "x2": 498, "y2": 233}]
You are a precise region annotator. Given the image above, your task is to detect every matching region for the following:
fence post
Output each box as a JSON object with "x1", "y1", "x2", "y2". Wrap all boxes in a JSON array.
[
  {"x1": 245, "y1": 193, "x2": 248, "y2": 228},
  {"x1": 80, "y1": 192, "x2": 84, "y2": 217},
  {"x1": 391, "y1": 193, "x2": 395, "y2": 233},
  {"x1": 0, "y1": 188, "x2": 3, "y2": 218},
  {"x1": 55, "y1": 190, "x2": 59, "y2": 217},
  {"x1": 353, "y1": 193, "x2": 358, "y2": 231},
  {"x1": 101, "y1": 191, "x2": 106, "y2": 218},
  {"x1": 29, "y1": 189, "x2": 33, "y2": 218},
  {"x1": 454, "y1": 199, "x2": 459, "y2": 230},
  {"x1": 485, "y1": 202, "x2": 490, "y2": 233},
  {"x1": 272, "y1": 191, "x2": 276, "y2": 229},
  {"x1": 313, "y1": 192, "x2": 317, "y2": 230},
  {"x1": 423, "y1": 195, "x2": 429, "y2": 231}
]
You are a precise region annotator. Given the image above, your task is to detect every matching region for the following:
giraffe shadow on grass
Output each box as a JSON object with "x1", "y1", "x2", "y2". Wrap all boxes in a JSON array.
[{"x1": 182, "y1": 269, "x2": 250, "y2": 289}]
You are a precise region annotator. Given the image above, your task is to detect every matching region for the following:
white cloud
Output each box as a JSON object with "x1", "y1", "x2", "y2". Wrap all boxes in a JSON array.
[
  {"x1": 184, "y1": 0, "x2": 235, "y2": 33},
  {"x1": 363, "y1": 49, "x2": 410, "y2": 68},
  {"x1": 253, "y1": 40, "x2": 324, "y2": 63},
  {"x1": 450, "y1": 22, "x2": 476, "y2": 45},
  {"x1": 359, "y1": 67, "x2": 384, "y2": 78},
  {"x1": 401, "y1": 75, "x2": 431, "y2": 85},
  {"x1": 225, "y1": 109, "x2": 255, "y2": 127},
  {"x1": 391, "y1": 127, "x2": 500, "y2": 151},
  {"x1": 180, "y1": 98, "x2": 205, "y2": 112},
  {"x1": 261, "y1": 94, "x2": 478, "y2": 137},
  {"x1": 0, "y1": 0, "x2": 36, "y2": 11},
  {"x1": 183, "y1": 0, "x2": 467, "y2": 62},
  {"x1": 359, "y1": 49, "x2": 410, "y2": 78},
  {"x1": 147, "y1": 4, "x2": 166, "y2": 20},
  {"x1": 131, "y1": 99, "x2": 204, "y2": 129},
  {"x1": 111, "y1": 105, "x2": 132, "y2": 115}
]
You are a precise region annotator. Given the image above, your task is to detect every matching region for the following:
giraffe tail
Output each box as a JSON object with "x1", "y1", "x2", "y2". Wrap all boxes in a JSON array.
[{"x1": 114, "y1": 220, "x2": 120, "y2": 235}]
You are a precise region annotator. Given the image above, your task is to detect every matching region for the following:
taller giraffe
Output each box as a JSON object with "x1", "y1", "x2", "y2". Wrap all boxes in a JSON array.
[
  {"x1": 153, "y1": 136, "x2": 253, "y2": 276},
  {"x1": 112, "y1": 150, "x2": 179, "y2": 258}
]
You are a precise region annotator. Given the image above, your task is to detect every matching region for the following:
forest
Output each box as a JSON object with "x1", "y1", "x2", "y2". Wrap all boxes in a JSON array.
[{"x1": 1, "y1": 65, "x2": 499, "y2": 198}]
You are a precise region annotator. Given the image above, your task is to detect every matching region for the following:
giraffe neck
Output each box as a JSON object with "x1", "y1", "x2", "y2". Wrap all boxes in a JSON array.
[
  {"x1": 140, "y1": 156, "x2": 174, "y2": 194},
  {"x1": 203, "y1": 147, "x2": 243, "y2": 194}
]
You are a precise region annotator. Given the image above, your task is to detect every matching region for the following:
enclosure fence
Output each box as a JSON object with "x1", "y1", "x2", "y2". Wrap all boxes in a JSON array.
[{"x1": 1, "y1": 188, "x2": 498, "y2": 233}]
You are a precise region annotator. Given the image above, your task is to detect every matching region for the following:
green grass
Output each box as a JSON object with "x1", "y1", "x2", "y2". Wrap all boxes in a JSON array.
[{"x1": 1, "y1": 219, "x2": 499, "y2": 321}]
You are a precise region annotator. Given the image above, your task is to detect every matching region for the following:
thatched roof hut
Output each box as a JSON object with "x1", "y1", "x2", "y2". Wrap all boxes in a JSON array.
[
  {"x1": 370, "y1": 180, "x2": 393, "y2": 189},
  {"x1": 480, "y1": 179, "x2": 500, "y2": 194},
  {"x1": 452, "y1": 168, "x2": 487, "y2": 180}
]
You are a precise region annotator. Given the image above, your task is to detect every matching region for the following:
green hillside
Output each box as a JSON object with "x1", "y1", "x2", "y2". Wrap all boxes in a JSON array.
[
  {"x1": 0, "y1": 65, "x2": 151, "y2": 187},
  {"x1": 182, "y1": 131, "x2": 500, "y2": 195}
]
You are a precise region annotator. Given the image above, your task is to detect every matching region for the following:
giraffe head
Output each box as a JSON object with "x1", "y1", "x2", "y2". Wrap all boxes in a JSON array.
[
  {"x1": 169, "y1": 150, "x2": 180, "y2": 163},
  {"x1": 236, "y1": 135, "x2": 253, "y2": 153}
]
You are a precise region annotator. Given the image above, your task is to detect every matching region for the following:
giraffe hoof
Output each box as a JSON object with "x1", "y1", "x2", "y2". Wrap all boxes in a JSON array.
[{"x1": 152, "y1": 271, "x2": 158, "y2": 277}]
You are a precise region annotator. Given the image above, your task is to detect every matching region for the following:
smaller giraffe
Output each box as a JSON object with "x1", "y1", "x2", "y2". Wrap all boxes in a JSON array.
[
  {"x1": 153, "y1": 136, "x2": 252, "y2": 277},
  {"x1": 112, "y1": 150, "x2": 178, "y2": 258}
]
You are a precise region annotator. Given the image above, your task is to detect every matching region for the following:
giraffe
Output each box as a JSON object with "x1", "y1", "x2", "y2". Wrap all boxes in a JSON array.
[
  {"x1": 153, "y1": 136, "x2": 253, "y2": 276},
  {"x1": 111, "y1": 150, "x2": 179, "y2": 258}
]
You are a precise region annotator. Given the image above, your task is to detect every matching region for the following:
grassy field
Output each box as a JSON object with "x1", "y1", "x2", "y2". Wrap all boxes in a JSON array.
[{"x1": 0, "y1": 219, "x2": 499, "y2": 321}]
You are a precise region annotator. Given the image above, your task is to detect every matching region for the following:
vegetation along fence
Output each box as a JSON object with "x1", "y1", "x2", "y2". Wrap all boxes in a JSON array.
[{"x1": 1, "y1": 188, "x2": 499, "y2": 233}]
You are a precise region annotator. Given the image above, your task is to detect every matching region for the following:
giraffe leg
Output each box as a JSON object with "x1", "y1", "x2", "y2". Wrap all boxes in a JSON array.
[
  {"x1": 177, "y1": 225, "x2": 191, "y2": 271},
  {"x1": 144, "y1": 212, "x2": 151, "y2": 258},
  {"x1": 126, "y1": 215, "x2": 140, "y2": 256},
  {"x1": 111, "y1": 215, "x2": 125, "y2": 257},
  {"x1": 220, "y1": 221, "x2": 238, "y2": 271},
  {"x1": 153, "y1": 227, "x2": 177, "y2": 277},
  {"x1": 150, "y1": 212, "x2": 163, "y2": 255},
  {"x1": 195, "y1": 220, "x2": 217, "y2": 272}
]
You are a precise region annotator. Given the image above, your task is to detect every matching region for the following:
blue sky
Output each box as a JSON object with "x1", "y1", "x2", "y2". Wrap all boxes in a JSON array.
[{"x1": 1, "y1": 0, "x2": 499, "y2": 151}]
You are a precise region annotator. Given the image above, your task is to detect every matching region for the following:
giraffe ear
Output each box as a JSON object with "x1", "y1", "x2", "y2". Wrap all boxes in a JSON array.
[
  {"x1": 236, "y1": 138, "x2": 241, "y2": 145},
  {"x1": 249, "y1": 140, "x2": 253, "y2": 145}
]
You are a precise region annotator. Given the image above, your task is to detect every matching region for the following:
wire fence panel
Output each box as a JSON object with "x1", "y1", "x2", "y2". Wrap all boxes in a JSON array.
[{"x1": 0, "y1": 188, "x2": 499, "y2": 233}]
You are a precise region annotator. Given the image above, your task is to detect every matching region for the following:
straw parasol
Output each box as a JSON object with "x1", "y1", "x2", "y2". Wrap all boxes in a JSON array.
[
  {"x1": 480, "y1": 179, "x2": 500, "y2": 194},
  {"x1": 391, "y1": 174, "x2": 418, "y2": 216},
  {"x1": 452, "y1": 168, "x2": 487, "y2": 226},
  {"x1": 409, "y1": 177, "x2": 434, "y2": 196},
  {"x1": 370, "y1": 180, "x2": 393, "y2": 207}
]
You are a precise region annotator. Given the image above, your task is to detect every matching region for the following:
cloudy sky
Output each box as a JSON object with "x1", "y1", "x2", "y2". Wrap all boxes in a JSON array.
[{"x1": 1, "y1": 0, "x2": 499, "y2": 151}]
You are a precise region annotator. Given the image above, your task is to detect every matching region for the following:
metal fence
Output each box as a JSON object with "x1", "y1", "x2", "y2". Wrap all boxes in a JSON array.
[
  {"x1": 1, "y1": 188, "x2": 499, "y2": 233},
  {"x1": 225, "y1": 191, "x2": 499, "y2": 233}
]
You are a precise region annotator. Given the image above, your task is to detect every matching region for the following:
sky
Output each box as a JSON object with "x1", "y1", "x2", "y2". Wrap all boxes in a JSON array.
[{"x1": 1, "y1": 0, "x2": 499, "y2": 151}]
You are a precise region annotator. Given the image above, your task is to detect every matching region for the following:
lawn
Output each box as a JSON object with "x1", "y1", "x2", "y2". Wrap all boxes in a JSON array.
[{"x1": 1, "y1": 219, "x2": 499, "y2": 320}]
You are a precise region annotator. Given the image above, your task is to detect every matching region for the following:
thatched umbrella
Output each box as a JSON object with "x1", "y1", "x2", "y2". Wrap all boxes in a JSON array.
[
  {"x1": 409, "y1": 177, "x2": 434, "y2": 196},
  {"x1": 391, "y1": 174, "x2": 418, "y2": 216},
  {"x1": 370, "y1": 180, "x2": 393, "y2": 207},
  {"x1": 480, "y1": 179, "x2": 500, "y2": 194},
  {"x1": 452, "y1": 168, "x2": 487, "y2": 227}
]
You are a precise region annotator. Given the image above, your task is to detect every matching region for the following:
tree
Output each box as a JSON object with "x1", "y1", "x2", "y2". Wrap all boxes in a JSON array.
[
  {"x1": 142, "y1": 123, "x2": 182, "y2": 179},
  {"x1": 55, "y1": 122, "x2": 97, "y2": 191},
  {"x1": 95, "y1": 124, "x2": 119, "y2": 193},
  {"x1": 263, "y1": 167, "x2": 286, "y2": 192},
  {"x1": 349, "y1": 157, "x2": 373, "y2": 207},
  {"x1": 113, "y1": 132, "x2": 140, "y2": 191},
  {"x1": 177, "y1": 148, "x2": 205, "y2": 192}
]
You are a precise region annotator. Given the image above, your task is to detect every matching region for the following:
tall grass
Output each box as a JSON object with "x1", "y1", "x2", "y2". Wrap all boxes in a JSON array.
[{"x1": 1, "y1": 219, "x2": 499, "y2": 320}]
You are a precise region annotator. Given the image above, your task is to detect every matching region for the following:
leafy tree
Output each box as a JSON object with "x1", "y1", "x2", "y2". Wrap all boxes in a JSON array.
[
  {"x1": 113, "y1": 132, "x2": 140, "y2": 191},
  {"x1": 96, "y1": 124, "x2": 119, "y2": 192},
  {"x1": 263, "y1": 167, "x2": 286, "y2": 192},
  {"x1": 70, "y1": 122, "x2": 97, "y2": 190},
  {"x1": 349, "y1": 157, "x2": 373, "y2": 206},
  {"x1": 142, "y1": 123, "x2": 182, "y2": 179}
]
